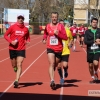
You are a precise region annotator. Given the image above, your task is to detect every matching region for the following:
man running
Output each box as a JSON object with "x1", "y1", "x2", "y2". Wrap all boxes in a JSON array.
[
  {"x1": 84, "y1": 17, "x2": 100, "y2": 83},
  {"x1": 78, "y1": 24, "x2": 85, "y2": 47},
  {"x1": 57, "y1": 21, "x2": 73, "y2": 84},
  {"x1": 70, "y1": 23, "x2": 78, "y2": 51},
  {"x1": 4, "y1": 14, "x2": 30, "y2": 87},
  {"x1": 42, "y1": 12, "x2": 68, "y2": 89}
]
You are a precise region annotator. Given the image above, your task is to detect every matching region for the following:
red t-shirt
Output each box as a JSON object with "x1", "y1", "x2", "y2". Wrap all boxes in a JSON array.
[
  {"x1": 70, "y1": 26, "x2": 78, "y2": 36},
  {"x1": 43, "y1": 23, "x2": 68, "y2": 52},
  {"x1": 78, "y1": 26, "x2": 85, "y2": 35},
  {"x1": 4, "y1": 23, "x2": 30, "y2": 50}
]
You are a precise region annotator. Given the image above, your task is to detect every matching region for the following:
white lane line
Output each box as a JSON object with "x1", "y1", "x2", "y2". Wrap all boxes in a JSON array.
[
  {"x1": 59, "y1": 69, "x2": 64, "y2": 100},
  {"x1": 0, "y1": 36, "x2": 42, "y2": 51},
  {"x1": 26, "y1": 41, "x2": 41, "y2": 50},
  {"x1": 0, "y1": 36, "x2": 42, "y2": 45},
  {"x1": 0, "y1": 49, "x2": 46, "y2": 98},
  {"x1": 0, "y1": 47, "x2": 8, "y2": 51},
  {"x1": 59, "y1": 86, "x2": 64, "y2": 100},
  {"x1": 0, "y1": 57, "x2": 10, "y2": 63},
  {"x1": 0, "y1": 34, "x2": 36, "y2": 40},
  {"x1": 0, "y1": 41, "x2": 42, "y2": 63}
]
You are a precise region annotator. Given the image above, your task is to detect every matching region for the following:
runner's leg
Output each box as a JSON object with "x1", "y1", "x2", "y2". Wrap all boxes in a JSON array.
[
  {"x1": 73, "y1": 37, "x2": 76, "y2": 51},
  {"x1": 9, "y1": 50, "x2": 17, "y2": 72},
  {"x1": 11, "y1": 58, "x2": 17, "y2": 72}
]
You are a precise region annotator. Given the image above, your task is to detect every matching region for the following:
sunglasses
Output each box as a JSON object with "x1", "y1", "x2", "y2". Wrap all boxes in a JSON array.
[{"x1": 18, "y1": 17, "x2": 24, "y2": 20}]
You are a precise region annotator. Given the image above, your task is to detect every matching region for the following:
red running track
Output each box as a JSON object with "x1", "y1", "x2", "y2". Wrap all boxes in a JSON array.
[{"x1": 0, "y1": 35, "x2": 100, "y2": 100}]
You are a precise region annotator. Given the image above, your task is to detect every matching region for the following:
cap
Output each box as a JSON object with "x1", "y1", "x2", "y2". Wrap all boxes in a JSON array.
[{"x1": 17, "y1": 14, "x2": 24, "y2": 18}]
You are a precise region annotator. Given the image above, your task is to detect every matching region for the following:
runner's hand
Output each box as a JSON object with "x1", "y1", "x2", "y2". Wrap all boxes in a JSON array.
[
  {"x1": 54, "y1": 30, "x2": 59, "y2": 35},
  {"x1": 11, "y1": 41, "x2": 17, "y2": 45},
  {"x1": 95, "y1": 39, "x2": 100, "y2": 44},
  {"x1": 42, "y1": 39, "x2": 46, "y2": 44}
]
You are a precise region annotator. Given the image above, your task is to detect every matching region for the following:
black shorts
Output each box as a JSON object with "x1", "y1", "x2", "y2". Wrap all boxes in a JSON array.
[
  {"x1": 61, "y1": 55, "x2": 69, "y2": 62},
  {"x1": 79, "y1": 34, "x2": 84, "y2": 38},
  {"x1": 47, "y1": 48, "x2": 62, "y2": 59},
  {"x1": 9, "y1": 50, "x2": 26, "y2": 59},
  {"x1": 87, "y1": 52, "x2": 100, "y2": 63},
  {"x1": 73, "y1": 35, "x2": 77, "y2": 39}
]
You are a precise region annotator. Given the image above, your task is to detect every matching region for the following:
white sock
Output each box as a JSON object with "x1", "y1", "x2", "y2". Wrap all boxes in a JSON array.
[
  {"x1": 51, "y1": 79, "x2": 54, "y2": 82},
  {"x1": 91, "y1": 76, "x2": 94, "y2": 79},
  {"x1": 94, "y1": 71, "x2": 97, "y2": 74}
]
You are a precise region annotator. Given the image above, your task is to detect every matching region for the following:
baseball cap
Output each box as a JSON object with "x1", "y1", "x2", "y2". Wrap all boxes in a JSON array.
[{"x1": 17, "y1": 14, "x2": 24, "y2": 18}]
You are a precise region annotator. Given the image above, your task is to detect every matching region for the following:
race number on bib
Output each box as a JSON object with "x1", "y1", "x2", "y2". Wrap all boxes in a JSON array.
[
  {"x1": 50, "y1": 36, "x2": 58, "y2": 45},
  {"x1": 82, "y1": 30, "x2": 84, "y2": 32},
  {"x1": 91, "y1": 43, "x2": 99, "y2": 50},
  {"x1": 73, "y1": 29, "x2": 76, "y2": 33}
]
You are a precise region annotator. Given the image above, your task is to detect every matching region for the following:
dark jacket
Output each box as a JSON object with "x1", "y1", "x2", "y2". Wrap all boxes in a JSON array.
[{"x1": 84, "y1": 28, "x2": 100, "y2": 53}]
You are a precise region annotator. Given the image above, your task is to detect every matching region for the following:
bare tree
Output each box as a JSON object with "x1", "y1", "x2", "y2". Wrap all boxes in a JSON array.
[
  {"x1": 57, "y1": 0, "x2": 74, "y2": 19},
  {"x1": 32, "y1": 0, "x2": 74, "y2": 23},
  {"x1": 0, "y1": 0, "x2": 74, "y2": 24}
]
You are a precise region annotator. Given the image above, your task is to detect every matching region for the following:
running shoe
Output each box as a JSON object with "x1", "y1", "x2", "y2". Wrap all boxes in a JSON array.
[
  {"x1": 89, "y1": 78, "x2": 95, "y2": 84},
  {"x1": 50, "y1": 81, "x2": 56, "y2": 90},
  {"x1": 14, "y1": 81, "x2": 19, "y2": 88},
  {"x1": 94, "y1": 73, "x2": 98, "y2": 80},
  {"x1": 80, "y1": 45, "x2": 83, "y2": 47},
  {"x1": 60, "y1": 78, "x2": 64, "y2": 85}
]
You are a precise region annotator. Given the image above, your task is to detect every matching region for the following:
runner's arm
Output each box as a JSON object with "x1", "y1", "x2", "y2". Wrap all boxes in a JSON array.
[
  {"x1": 43, "y1": 26, "x2": 48, "y2": 41},
  {"x1": 57, "y1": 24, "x2": 68, "y2": 40},
  {"x1": 69, "y1": 31, "x2": 73, "y2": 41},
  {"x1": 84, "y1": 31, "x2": 94, "y2": 45},
  {"x1": 4, "y1": 26, "x2": 12, "y2": 43},
  {"x1": 69, "y1": 31, "x2": 73, "y2": 45}
]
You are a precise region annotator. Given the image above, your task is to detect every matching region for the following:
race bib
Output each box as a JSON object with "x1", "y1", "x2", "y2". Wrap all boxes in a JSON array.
[
  {"x1": 82, "y1": 30, "x2": 84, "y2": 32},
  {"x1": 91, "y1": 43, "x2": 99, "y2": 50},
  {"x1": 73, "y1": 29, "x2": 76, "y2": 33},
  {"x1": 50, "y1": 36, "x2": 58, "y2": 45}
]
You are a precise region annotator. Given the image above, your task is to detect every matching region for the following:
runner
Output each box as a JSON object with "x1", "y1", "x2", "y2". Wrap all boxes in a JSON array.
[
  {"x1": 57, "y1": 21, "x2": 73, "y2": 84},
  {"x1": 78, "y1": 24, "x2": 85, "y2": 47},
  {"x1": 84, "y1": 17, "x2": 100, "y2": 83},
  {"x1": 4, "y1": 14, "x2": 30, "y2": 88},
  {"x1": 70, "y1": 23, "x2": 78, "y2": 51},
  {"x1": 42, "y1": 12, "x2": 68, "y2": 89}
]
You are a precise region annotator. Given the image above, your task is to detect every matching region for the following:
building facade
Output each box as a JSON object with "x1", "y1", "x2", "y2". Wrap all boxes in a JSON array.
[{"x1": 73, "y1": 0, "x2": 100, "y2": 25}]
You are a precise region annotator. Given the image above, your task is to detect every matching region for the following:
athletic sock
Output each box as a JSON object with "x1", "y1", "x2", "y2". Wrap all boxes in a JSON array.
[
  {"x1": 91, "y1": 76, "x2": 95, "y2": 79},
  {"x1": 51, "y1": 79, "x2": 54, "y2": 82},
  {"x1": 57, "y1": 68, "x2": 63, "y2": 79},
  {"x1": 64, "y1": 66, "x2": 68, "y2": 73}
]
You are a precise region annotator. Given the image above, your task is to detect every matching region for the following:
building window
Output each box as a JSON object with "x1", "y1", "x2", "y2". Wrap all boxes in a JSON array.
[{"x1": 89, "y1": 0, "x2": 98, "y2": 6}]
